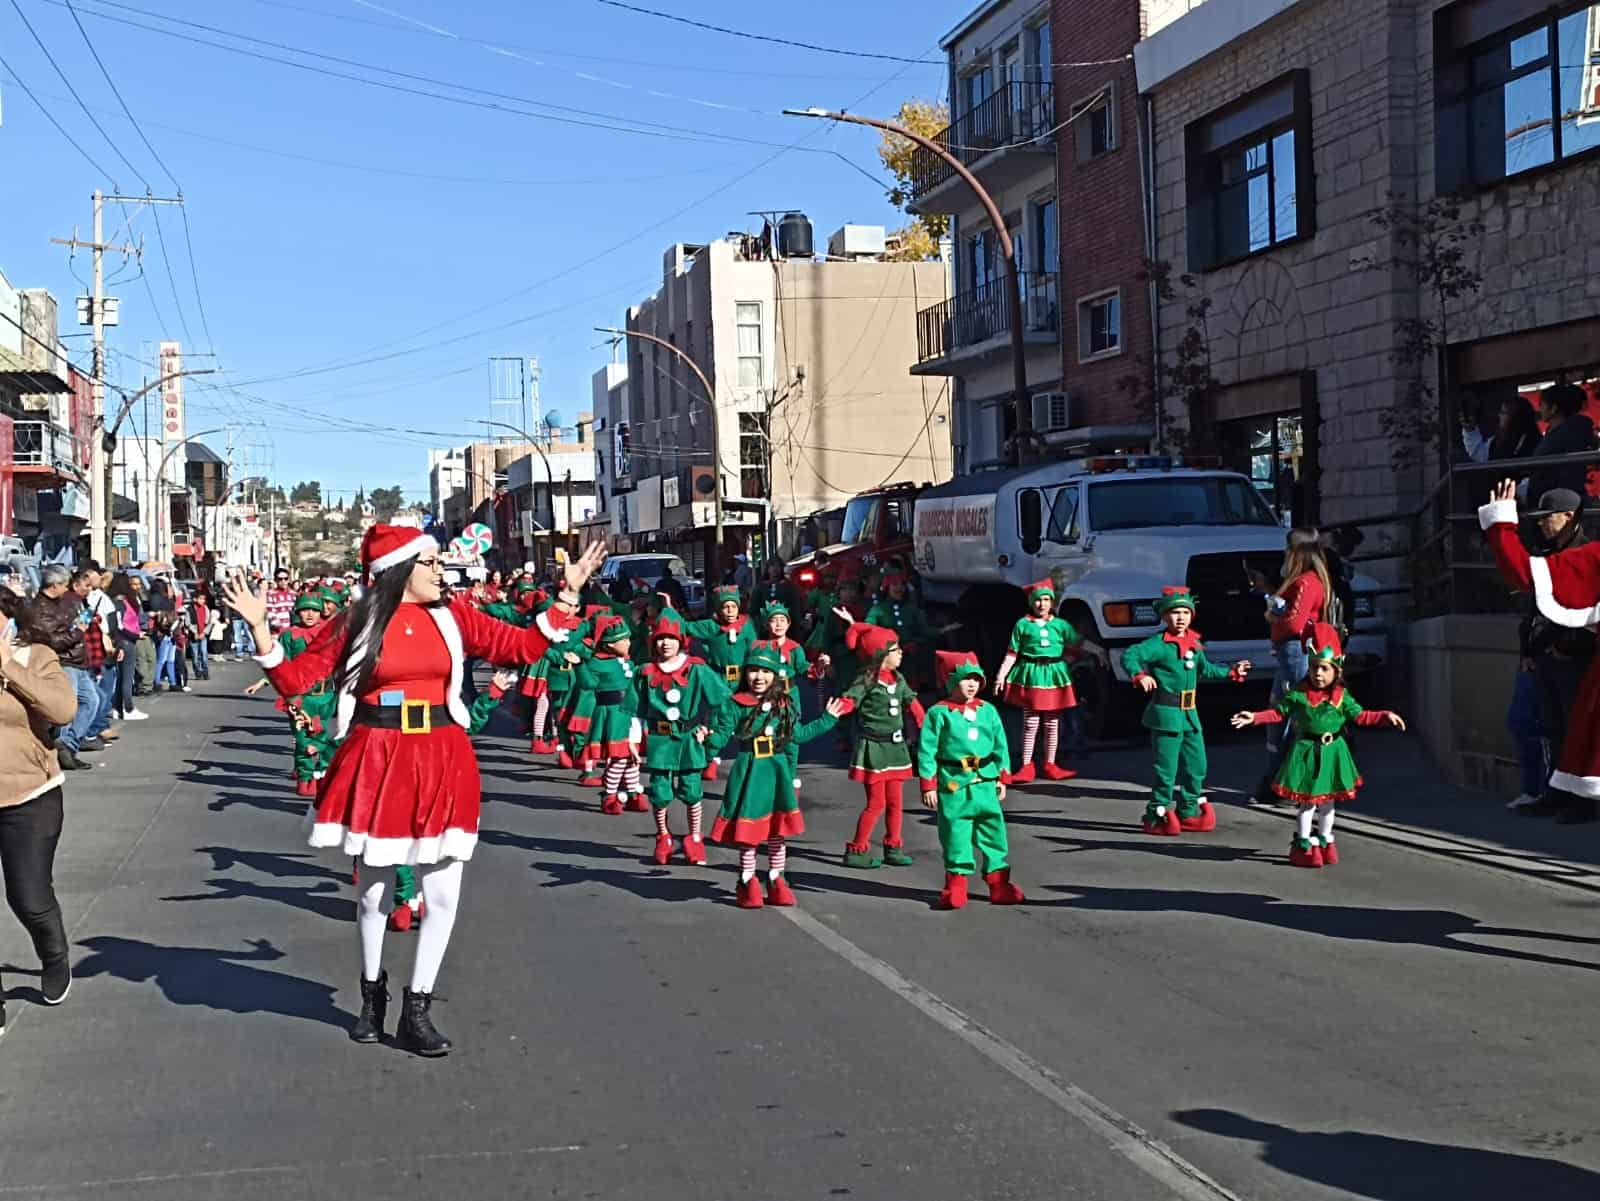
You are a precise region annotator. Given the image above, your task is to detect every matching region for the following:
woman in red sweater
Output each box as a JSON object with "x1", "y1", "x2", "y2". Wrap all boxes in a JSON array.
[
  {"x1": 225, "y1": 525, "x2": 605, "y2": 1057},
  {"x1": 1252, "y1": 530, "x2": 1331, "y2": 804}
]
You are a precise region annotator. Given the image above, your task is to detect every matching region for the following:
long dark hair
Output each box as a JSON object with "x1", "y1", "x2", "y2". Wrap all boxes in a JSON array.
[
  {"x1": 1492, "y1": 395, "x2": 1540, "y2": 458},
  {"x1": 106, "y1": 573, "x2": 141, "y2": 611},
  {"x1": 734, "y1": 673, "x2": 796, "y2": 744},
  {"x1": 335, "y1": 561, "x2": 424, "y2": 699}
]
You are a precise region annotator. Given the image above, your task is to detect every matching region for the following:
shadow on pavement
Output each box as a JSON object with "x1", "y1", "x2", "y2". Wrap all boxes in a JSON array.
[
  {"x1": 1173, "y1": 1107, "x2": 1600, "y2": 1200},
  {"x1": 207, "y1": 789, "x2": 307, "y2": 816},
  {"x1": 479, "y1": 826, "x2": 637, "y2": 862},
  {"x1": 163, "y1": 878, "x2": 349, "y2": 922},
  {"x1": 1037, "y1": 884, "x2": 1600, "y2": 971},
  {"x1": 194, "y1": 846, "x2": 344, "y2": 881},
  {"x1": 1037, "y1": 833, "x2": 1273, "y2": 864},
  {"x1": 533, "y1": 859, "x2": 726, "y2": 904},
  {"x1": 72, "y1": 936, "x2": 350, "y2": 1029}
]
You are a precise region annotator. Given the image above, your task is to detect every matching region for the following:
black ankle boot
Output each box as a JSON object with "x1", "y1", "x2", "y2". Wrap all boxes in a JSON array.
[
  {"x1": 396, "y1": 987, "x2": 452, "y2": 1057},
  {"x1": 349, "y1": 970, "x2": 388, "y2": 1043}
]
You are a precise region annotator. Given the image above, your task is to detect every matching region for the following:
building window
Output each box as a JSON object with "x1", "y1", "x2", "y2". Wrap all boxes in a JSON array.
[
  {"x1": 1436, "y1": 3, "x2": 1600, "y2": 193},
  {"x1": 736, "y1": 302, "x2": 763, "y2": 389},
  {"x1": 738, "y1": 412, "x2": 768, "y2": 499},
  {"x1": 1184, "y1": 71, "x2": 1314, "y2": 271},
  {"x1": 964, "y1": 66, "x2": 994, "y2": 116},
  {"x1": 1072, "y1": 83, "x2": 1117, "y2": 161},
  {"x1": 1078, "y1": 289, "x2": 1121, "y2": 361},
  {"x1": 1028, "y1": 18, "x2": 1052, "y2": 82},
  {"x1": 1033, "y1": 197, "x2": 1058, "y2": 276}
]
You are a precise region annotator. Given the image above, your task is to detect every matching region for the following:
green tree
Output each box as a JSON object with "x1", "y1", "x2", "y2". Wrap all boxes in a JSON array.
[
  {"x1": 290, "y1": 480, "x2": 322, "y2": 505},
  {"x1": 370, "y1": 485, "x2": 405, "y2": 522},
  {"x1": 877, "y1": 98, "x2": 950, "y2": 262}
]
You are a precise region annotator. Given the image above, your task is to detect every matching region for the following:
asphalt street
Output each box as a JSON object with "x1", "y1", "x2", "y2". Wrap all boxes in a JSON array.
[{"x1": 3, "y1": 660, "x2": 1599, "y2": 1201}]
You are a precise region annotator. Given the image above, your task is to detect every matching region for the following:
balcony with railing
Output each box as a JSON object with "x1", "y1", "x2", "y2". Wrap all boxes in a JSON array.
[
  {"x1": 913, "y1": 272, "x2": 1059, "y2": 370},
  {"x1": 12, "y1": 419, "x2": 84, "y2": 482},
  {"x1": 908, "y1": 81, "x2": 1056, "y2": 210}
]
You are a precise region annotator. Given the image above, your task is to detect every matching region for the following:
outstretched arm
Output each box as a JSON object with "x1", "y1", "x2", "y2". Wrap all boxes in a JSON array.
[{"x1": 1480, "y1": 478, "x2": 1533, "y2": 591}]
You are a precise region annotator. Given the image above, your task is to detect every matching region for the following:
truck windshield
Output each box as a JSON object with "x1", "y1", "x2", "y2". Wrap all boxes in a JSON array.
[
  {"x1": 840, "y1": 496, "x2": 877, "y2": 545},
  {"x1": 1087, "y1": 477, "x2": 1277, "y2": 531}
]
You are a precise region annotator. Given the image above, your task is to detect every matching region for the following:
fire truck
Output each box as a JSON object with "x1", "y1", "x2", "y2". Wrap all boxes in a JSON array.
[{"x1": 786, "y1": 481, "x2": 924, "y2": 596}]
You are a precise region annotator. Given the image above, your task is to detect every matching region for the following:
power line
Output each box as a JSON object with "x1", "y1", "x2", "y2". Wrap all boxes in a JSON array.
[
  {"x1": 591, "y1": 0, "x2": 939, "y2": 64},
  {"x1": 61, "y1": 0, "x2": 181, "y2": 188},
  {"x1": 0, "y1": 50, "x2": 114, "y2": 179}
]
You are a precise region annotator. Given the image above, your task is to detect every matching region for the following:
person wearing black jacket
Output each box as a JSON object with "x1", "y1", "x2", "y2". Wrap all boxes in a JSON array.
[
  {"x1": 1526, "y1": 384, "x2": 1596, "y2": 502},
  {"x1": 30, "y1": 565, "x2": 97, "y2": 771}
]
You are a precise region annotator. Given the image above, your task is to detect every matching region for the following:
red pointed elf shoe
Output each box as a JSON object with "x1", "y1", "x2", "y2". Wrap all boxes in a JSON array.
[
  {"x1": 530, "y1": 738, "x2": 553, "y2": 755},
  {"x1": 736, "y1": 876, "x2": 764, "y2": 909},
  {"x1": 600, "y1": 794, "x2": 624, "y2": 816},
  {"x1": 681, "y1": 836, "x2": 708, "y2": 866},
  {"x1": 388, "y1": 904, "x2": 413, "y2": 932},
  {"x1": 765, "y1": 874, "x2": 796, "y2": 906},
  {"x1": 701, "y1": 760, "x2": 719, "y2": 782},
  {"x1": 652, "y1": 834, "x2": 674, "y2": 866},
  {"x1": 1009, "y1": 763, "x2": 1037, "y2": 785},
  {"x1": 1041, "y1": 762, "x2": 1077, "y2": 781},
  {"x1": 295, "y1": 778, "x2": 317, "y2": 798},
  {"x1": 1178, "y1": 798, "x2": 1217, "y2": 832},
  {"x1": 984, "y1": 869, "x2": 1025, "y2": 905},
  {"x1": 415, "y1": 899, "x2": 426, "y2": 921},
  {"x1": 626, "y1": 793, "x2": 650, "y2": 812},
  {"x1": 558, "y1": 749, "x2": 575, "y2": 770},
  {"x1": 1321, "y1": 838, "x2": 1339, "y2": 866},
  {"x1": 936, "y1": 873, "x2": 969, "y2": 910},
  {"x1": 579, "y1": 772, "x2": 604, "y2": 788},
  {"x1": 1142, "y1": 806, "x2": 1182, "y2": 836},
  {"x1": 1288, "y1": 838, "x2": 1324, "y2": 868}
]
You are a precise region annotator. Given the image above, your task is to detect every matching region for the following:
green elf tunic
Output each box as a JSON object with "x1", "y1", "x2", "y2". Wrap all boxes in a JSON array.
[
  {"x1": 633, "y1": 654, "x2": 732, "y2": 808},
  {"x1": 759, "y1": 636, "x2": 812, "y2": 682},
  {"x1": 865, "y1": 595, "x2": 935, "y2": 685},
  {"x1": 1121, "y1": 627, "x2": 1246, "y2": 826},
  {"x1": 277, "y1": 618, "x2": 338, "y2": 784},
  {"x1": 1241, "y1": 686, "x2": 1394, "y2": 805},
  {"x1": 683, "y1": 613, "x2": 759, "y2": 688},
  {"x1": 915, "y1": 697, "x2": 1012, "y2": 875},
  {"x1": 566, "y1": 652, "x2": 640, "y2": 766},
  {"x1": 708, "y1": 692, "x2": 838, "y2": 845},
  {"x1": 1000, "y1": 616, "x2": 1082, "y2": 711},
  {"x1": 843, "y1": 668, "x2": 925, "y2": 783}
]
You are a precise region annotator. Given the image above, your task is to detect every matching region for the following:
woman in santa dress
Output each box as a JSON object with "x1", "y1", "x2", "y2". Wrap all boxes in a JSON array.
[{"x1": 224, "y1": 524, "x2": 605, "y2": 1057}]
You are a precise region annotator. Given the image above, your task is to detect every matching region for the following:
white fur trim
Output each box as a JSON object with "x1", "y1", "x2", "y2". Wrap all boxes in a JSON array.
[
  {"x1": 655, "y1": 653, "x2": 688, "y2": 673},
  {"x1": 331, "y1": 606, "x2": 471, "y2": 740},
  {"x1": 535, "y1": 609, "x2": 571, "y2": 644},
  {"x1": 254, "y1": 642, "x2": 286, "y2": 669},
  {"x1": 1529, "y1": 557, "x2": 1600, "y2": 630},
  {"x1": 308, "y1": 822, "x2": 477, "y2": 865},
  {"x1": 1549, "y1": 770, "x2": 1600, "y2": 799},
  {"x1": 368, "y1": 533, "x2": 435, "y2": 574},
  {"x1": 1478, "y1": 497, "x2": 1518, "y2": 530}
]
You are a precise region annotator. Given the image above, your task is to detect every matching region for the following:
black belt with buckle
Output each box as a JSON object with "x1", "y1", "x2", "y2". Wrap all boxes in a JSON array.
[
  {"x1": 938, "y1": 754, "x2": 985, "y2": 772},
  {"x1": 723, "y1": 664, "x2": 741, "y2": 683},
  {"x1": 859, "y1": 728, "x2": 905, "y2": 744},
  {"x1": 654, "y1": 720, "x2": 687, "y2": 736},
  {"x1": 742, "y1": 735, "x2": 776, "y2": 758},
  {"x1": 1153, "y1": 689, "x2": 1198, "y2": 710},
  {"x1": 354, "y1": 700, "x2": 449, "y2": 734},
  {"x1": 594, "y1": 689, "x2": 626, "y2": 705}
]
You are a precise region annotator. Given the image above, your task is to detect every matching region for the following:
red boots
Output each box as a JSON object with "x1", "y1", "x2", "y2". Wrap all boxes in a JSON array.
[
  {"x1": 765, "y1": 874, "x2": 796, "y2": 906},
  {"x1": 736, "y1": 876, "x2": 764, "y2": 909},
  {"x1": 681, "y1": 836, "x2": 707, "y2": 866},
  {"x1": 295, "y1": 778, "x2": 316, "y2": 798},
  {"x1": 984, "y1": 869, "x2": 1025, "y2": 904},
  {"x1": 1288, "y1": 838, "x2": 1325, "y2": 868},
  {"x1": 600, "y1": 794, "x2": 624, "y2": 816},
  {"x1": 1321, "y1": 838, "x2": 1339, "y2": 865},
  {"x1": 937, "y1": 873, "x2": 968, "y2": 910},
  {"x1": 1009, "y1": 763, "x2": 1036, "y2": 785},
  {"x1": 652, "y1": 835, "x2": 674, "y2": 866},
  {"x1": 1178, "y1": 799, "x2": 1217, "y2": 832},
  {"x1": 702, "y1": 759, "x2": 719, "y2": 782},
  {"x1": 625, "y1": 793, "x2": 650, "y2": 812},
  {"x1": 1142, "y1": 806, "x2": 1182, "y2": 836}
]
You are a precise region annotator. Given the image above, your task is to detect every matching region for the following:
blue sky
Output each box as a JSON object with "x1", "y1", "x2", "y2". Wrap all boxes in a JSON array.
[{"x1": 0, "y1": 0, "x2": 956, "y2": 503}]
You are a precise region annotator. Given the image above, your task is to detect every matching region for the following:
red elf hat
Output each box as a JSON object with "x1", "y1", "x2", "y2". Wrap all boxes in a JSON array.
[
  {"x1": 360, "y1": 524, "x2": 436, "y2": 574},
  {"x1": 845, "y1": 622, "x2": 899, "y2": 661},
  {"x1": 1303, "y1": 621, "x2": 1345, "y2": 663},
  {"x1": 935, "y1": 650, "x2": 985, "y2": 693}
]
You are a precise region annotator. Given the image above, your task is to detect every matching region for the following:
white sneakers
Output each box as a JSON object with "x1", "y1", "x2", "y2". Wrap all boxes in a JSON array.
[{"x1": 122, "y1": 709, "x2": 150, "y2": 721}]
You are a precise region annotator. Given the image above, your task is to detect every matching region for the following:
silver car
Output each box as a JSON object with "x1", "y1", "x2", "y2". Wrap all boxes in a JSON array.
[{"x1": 596, "y1": 553, "x2": 706, "y2": 615}]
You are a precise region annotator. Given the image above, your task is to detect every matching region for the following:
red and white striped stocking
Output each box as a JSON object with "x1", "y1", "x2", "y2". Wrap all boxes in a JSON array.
[
  {"x1": 1043, "y1": 715, "x2": 1061, "y2": 765},
  {"x1": 602, "y1": 757, "x2": 629, "y2": 796},
  {"x1": 653, "y1": 806, "x2": 671, "y2": 836},
  {"x1": 686, "y1": 801, "x2": 704, "y2": 840},
  {"x1": 1020, "y1": 710, "x2": 1042, "y2": 765},
  {"x1": 531, "y1": 694, "x2": 550, "y2": 741},
  {"x1": 738, "y1": 846, "x2": 758, "y2": 881},
  {"x1": 767, "y1": 836, "x2": 788, "y2": 878}
]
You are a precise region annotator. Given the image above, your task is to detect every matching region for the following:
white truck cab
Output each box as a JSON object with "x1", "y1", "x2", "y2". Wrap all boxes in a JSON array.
[{"x1": 912, "y1": 455, "x2": 1386, "y2": 733}]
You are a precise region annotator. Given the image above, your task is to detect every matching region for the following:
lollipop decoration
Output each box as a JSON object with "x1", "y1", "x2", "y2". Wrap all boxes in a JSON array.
[{"x1": 463, "y1": 522, "x2": 494, "y2": 555}]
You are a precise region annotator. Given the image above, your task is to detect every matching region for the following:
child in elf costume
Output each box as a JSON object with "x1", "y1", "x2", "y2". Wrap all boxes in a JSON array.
[
  {"x1": 566, "y1": 615, "x2": 645, "y2": 815},
  {"x1": 553, "y1": 605, "x2": 608, "y2": 783},
  {"x1": 278, "y1": 594, "x2": 339, "y2": 797},
  {"x1": 758, "y1": 600, "x2": 825, "y2": 681},
  {"x1": 389, "y1": 670, "x2": 519, "y2": 931},
  {"x1": 1231, "y1": 623, "x2": 1405, "y2": 867},
  {"x1": 865, "y1": 572, "x2": 935, "y2": 689},
  {"x1": 708, "y1": 644, "x2": 848, "y2": 908},
  {"x1": 631, "y1": 611, "x2": 733, "y2": 866},
  {"x1": 994, "y1": 578, "x2": 1084, "y2": 784},
  {"x1": 806, "y1": 573, "x2": 866, "y2": 750},
  {"x1": 836, "y1": 617, "x2": 925, "y2": 869},
  {"x1": 1121, "y1": 586, "x2": 1252, "y2": 836},
  {"x1": 524, "y1": 598, "x2": 582, "y2": 758},
  {"x1": 916, "y1": 651, "x2": 1024, "y2": 910},
  {"x1": 684, "y1": 585, "x2": 758, "y2": 781}
]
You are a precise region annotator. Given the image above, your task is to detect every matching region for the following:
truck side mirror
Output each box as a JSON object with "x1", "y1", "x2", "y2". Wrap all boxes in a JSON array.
[{"x1": 1019, "y1": 489, "x2": 1043, "y2": 556}]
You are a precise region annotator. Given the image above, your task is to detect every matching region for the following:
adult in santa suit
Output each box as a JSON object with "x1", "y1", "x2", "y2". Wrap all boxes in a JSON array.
[
  {"x1": 1482, "y1": 477, "x2": 1600, "y2": 823},
  {"x1": 224, "y1": 525, "x2": 605, "y2": 1056}
]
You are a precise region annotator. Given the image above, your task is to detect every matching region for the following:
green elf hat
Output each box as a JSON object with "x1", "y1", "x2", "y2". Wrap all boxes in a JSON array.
[
  {"x1": 293, "y1": 593, "x2": 325, "y2": 616},
  {"x1": 1024, "y1": 577, "x2": 1056, "y2": 602},
  {"x1": 1303, "y1": 622, "x2": 1345, "y2": 664},
  {"x1": 744, "y1": 642, "x2": 786, "y2": 675},
  {"x1": 713, "y1": 585, "x2": 742, "y2": 608},
  {"x1": 760, "y1": 599, "x2": 791, "y2": 623},
  {"x1": 935, "y1": 650, "x2": 985, "y2": 693},
  {"x1": 595, "y1": 614, "x2": 632, "y2": 648},
  {"x1": 1154, "y1": 585, "x2": 1198, "y2": 615}
]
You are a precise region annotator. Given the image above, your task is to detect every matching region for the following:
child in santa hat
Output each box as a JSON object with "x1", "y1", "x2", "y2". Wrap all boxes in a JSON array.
[
  {"x1": 835, "y1": 616, "x2": 926, "y2": 869},
  {"x1": 709, "y1": 643, "x2": 848, "y2": 908},
  {"x1": 1231, "y1": 623, "x2": 1405, "y2": 866},
  {"x1": 993, "y1": 578, "x2": 1084, "y2": 784},
  {"x1": 566, "y1": 615, "x2": 645, "y2": 815},
  {"x1": 916, "y1": 651, "x2": 1023, "y2": 909}
]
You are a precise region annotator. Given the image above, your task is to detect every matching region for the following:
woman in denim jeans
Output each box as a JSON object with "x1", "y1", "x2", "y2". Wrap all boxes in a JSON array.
[
  {"x1": 1250, "y1": 530, "x2": 1331, "y2": 805},
  {"x1": 105, "y1": 575, "x2": 147, "y2": 720}
]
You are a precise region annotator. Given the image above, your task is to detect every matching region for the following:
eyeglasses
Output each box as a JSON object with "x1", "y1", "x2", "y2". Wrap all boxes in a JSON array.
[{"x1": 414, "y1": 557, "x2": 444, "y2": 571}]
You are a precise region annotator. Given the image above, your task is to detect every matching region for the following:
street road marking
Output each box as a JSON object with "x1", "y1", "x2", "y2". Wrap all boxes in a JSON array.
[{"x1": 781, "y1": 907, "x2": 1246, "y2": 1201}]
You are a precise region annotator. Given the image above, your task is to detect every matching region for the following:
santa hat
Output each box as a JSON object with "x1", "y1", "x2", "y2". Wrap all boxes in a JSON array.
[
  {"x1": 936, "y1": 650, "x2": 985, "y2": 693},
  {"x1": 1024, "y1": 578, "x2": 1056, "y2": 601},
  {"x1": 1155, "y1": 584, "x2": 1198, "y2": 615},
  {"x1": 845, "y1": 622, "x2": 899, "y2": 662},
  {"x1": 1303, "y1": 622, "x2": 1345, "y2": 663},
  {"x1": 360, "y1": 523, "x2": 436, "y2": 574}
]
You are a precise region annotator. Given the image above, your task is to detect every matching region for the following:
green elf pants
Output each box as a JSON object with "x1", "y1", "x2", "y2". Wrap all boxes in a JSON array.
[
  {"x1": 647, "y1": 770, "x2": 705, "y2": 810},
  {"x1": 395, "y1": 865, "x2": 418, "y2": 904},
  {"x1": 936, "y1": 782, "x2": 1010, "y2": 876},
  {"x1": 1148, "y1": 728, "x2": 1207, "y2": 818}
]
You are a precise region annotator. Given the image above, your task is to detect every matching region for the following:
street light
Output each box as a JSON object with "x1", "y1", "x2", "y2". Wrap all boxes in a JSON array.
[
  {"x1": 783, "y1": 106, "x2": 1036, "y2": 465},
  {"x1": 151, "y1": 427, "x2": 224, "y2": 565},
  {"x1": 475, "y1": 418, "x2": 559, "y2": 555},
  {"x1": 595, "y1": 326, "x2": 726, "y2": 584}
]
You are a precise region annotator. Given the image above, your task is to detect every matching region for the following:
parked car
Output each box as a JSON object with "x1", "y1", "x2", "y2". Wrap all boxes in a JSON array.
[{"x1": 597, "y1": 553, "x2": 706, "y2": 614}]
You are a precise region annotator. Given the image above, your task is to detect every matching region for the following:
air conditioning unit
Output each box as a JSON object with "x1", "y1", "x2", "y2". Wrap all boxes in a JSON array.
[{"x1": 1031, "y1": 391, "x2": 1072, "y2": 433}]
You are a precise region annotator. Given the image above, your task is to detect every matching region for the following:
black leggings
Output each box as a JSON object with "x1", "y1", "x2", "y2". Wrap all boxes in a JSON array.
[{"x1": 0, "y1": 787, "x2": 68, "y2": 970}]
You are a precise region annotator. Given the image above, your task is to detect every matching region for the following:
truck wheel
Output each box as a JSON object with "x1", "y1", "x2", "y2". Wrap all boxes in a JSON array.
[{"x1": 1072, "y1": 654, "x2": 1135, "y2": 743}]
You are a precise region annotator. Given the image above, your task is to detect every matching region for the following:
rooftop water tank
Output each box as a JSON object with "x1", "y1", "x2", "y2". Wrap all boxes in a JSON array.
[{"x1": 777, "y1": 212, "x2": 814, "y2": 259}]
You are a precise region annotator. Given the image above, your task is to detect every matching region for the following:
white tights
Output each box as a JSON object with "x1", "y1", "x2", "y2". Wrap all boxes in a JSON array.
[
  {"x1": 356, "y1": 859, "x2": 465, "y2": 993},
  {"x1": 1295, "y1": 803, "x2": 1337, "y2": 843}
]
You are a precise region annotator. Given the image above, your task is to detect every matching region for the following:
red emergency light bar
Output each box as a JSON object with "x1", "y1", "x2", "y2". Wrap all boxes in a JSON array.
[{"x1": 1086, "y1": 455, "x2": 1174, "y2": 472}]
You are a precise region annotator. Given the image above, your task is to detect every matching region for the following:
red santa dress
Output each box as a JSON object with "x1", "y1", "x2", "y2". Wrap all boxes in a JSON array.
[
  {"x1": 1483, "y1": 495, "x2": 1600, "y2": 797},
  {"x1": 257, "y1": 595, "x2": 573, "y2": 865}
]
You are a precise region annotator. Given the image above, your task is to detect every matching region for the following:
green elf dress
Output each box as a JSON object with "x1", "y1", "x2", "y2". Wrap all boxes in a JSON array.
[
  {"x1": 565, "y1": 617, "x2": 643, "y2": 813},
  {"x1": 278, "y1": 596, "x2": 339, "y2": 797},
  {"x1": 914, "y1": 651, "x2": 1024, "y2": 910},
  {"x1": 1119, "y1": 587, "x2": 1249, "y2": 836},
  {"x1": 633, "y1": 611, "x2": 732, "y2": 866},
  {"x1": 708, "y1": 644, "x2": 839, "y2": 909}
]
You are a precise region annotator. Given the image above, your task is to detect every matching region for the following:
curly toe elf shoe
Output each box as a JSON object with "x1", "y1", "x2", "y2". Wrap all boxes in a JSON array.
[
  {"x1": 936, "y1": 873, "x2": 969, "y2": 910},
  {"x1": 295, "y1": 778, "x2": 317, "y2": 798},
  {"x1": 984, "y1": 869, "x2": 1025, "y2": 905},
  {"x1": 652, "y1": 834, "x2": 675, "y2": 866},
  {"x1": 841, "y1": 845, "x2": 882, "y2": 869},
  {"x1": 1321, "y1": 837, "x2": 1339, "y2": 866},
  {"x1": 681, "y1": 836, "x2": 708, "y2": 866},
  {"x1": 1041, "y1": 762, "x2": 1077, "y2": 781},
  {"x1": 765, "y1": 874, "x2": 797, "y2": 906},
  {"x1": 1288, "y1": 837, "x2": 1325, "y2": 868},
  {"x1": 388, "y1": 904, "x2": 414, "y2": 933},
  {"x1": 601, "y1": 794, "x2": 624, "y2": 816},
  {"x1": 881, "y1": 843, "x2": 915, "y2": 867},
  {"x1": 736, "y1": 876, "x2": 765, "y2": 909},
  {"x1": 626, "y1": 793, "x2": 650, "y2": 812},
  {"x1": 1142, "y1": 804, "x2": 1182, "y2": 836},
  {"x1": 579, "y1": 772, "x2": 604, "y2": 788},
  {"x1": 701, "y1": 759, "x2": 719, "y2": 782},
  {"x1": 1009, "y1": 763, "x2": 1037, "y2": 785},
  {"x1": 1178, "y1": 798, "x2": 1217, "y2": 832}
]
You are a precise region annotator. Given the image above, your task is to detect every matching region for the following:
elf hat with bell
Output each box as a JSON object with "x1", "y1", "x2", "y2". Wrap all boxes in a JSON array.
[
  {"x1": 845, "y1": 621, "x2": 899, "y2": 662},
  {"x1": 1303, "y1": 621, "x2": 1345, "y2": 664},
  {"x1": 359, "y1": 523, "x2": 436, "y2": 575},
  {"x1": 936, "y1": 650, "x2": 985, "y2": 693},
  {"x1": 1154, "y1": 585, "x2": 1198, "y2": 615}
]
